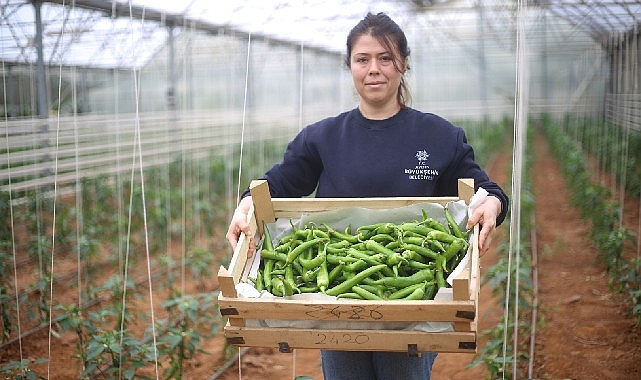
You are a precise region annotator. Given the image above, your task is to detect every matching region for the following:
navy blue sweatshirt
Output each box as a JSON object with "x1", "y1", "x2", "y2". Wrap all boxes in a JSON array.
[{"x1": 250, "y1": 107, "x2": 508, "y2": 225}]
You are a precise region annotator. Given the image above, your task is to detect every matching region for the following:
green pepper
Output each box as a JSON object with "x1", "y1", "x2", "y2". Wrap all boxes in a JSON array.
[
  {"x1": 388, "y1": 282, "x2": 426, "y2": 300},
  {"x1": 444, "y1": 207, "x2": 465, "y2": 239},
  {"x1": 271, "y1": 276, "x2": 286, "y2": 296},
  {"x1": 298, "y1": 242, "x2": 328, "y2": 270},
  {"x1": 327, "y1": 263, "x2": 345, "y2": 284},
  {"x1": 425, "y1": 230, "x2": 457, "y2": 244},
  {"x1": 324, "y1": 264, "x2": 387, "y2": 296},
  {"x1": 326, "y1": 254, "x2": 360, "y2": 266},
  {"x1": 312, "y1": 229, "x2": 330, "y2": 239},
  {"x1": 435, "y1": 268, "x2": 449, "y2": 288},
  {"x1": 385, "y1": 241, "x2": 401, "y2": 251},
  {"x1": 323, "y1": 224, "x2": 361, "y2": 244},
  {"x1": 401, "y1": 249, "x2": 426, "y2": 263},
  {"x1": 405, "y1": 259, "x2": 433, "y2": 270},
  {"x1": 326, "y1": 240, "x2": 351, "y2": 254},
  {"x1": 364, "y1": 239, "x2": 397, "y2": 257},
  {"x1": 444, "y1": 237, "x2": 468, "y2": 261},
  {"x1": 398, "y1": 222, "x2": 432, "y2": 237},
  {"x1": 427, "y1": 239, "x2": 446, "y2": 253},
  {"x1": 404, "y1": 285, "x2": 426, "y2": 300},
  {"x1": 402, "y1": 243, "x2": 439, "y2": 260},
  {"x1": 285, "y1": 237, "x2": 328, "y2": 265},
  {"x1": 371, "y1": 268, "x2": 434, "y2": 289},
  {"x1": 301, "y1": 266, "x2": 321, "y2": 282},
  {"x1": 316, "y1": 259, "x2": 329, "y2": 292},
  {"x1": 352, "y1": 285, "x2": 383, "y2": 300},
  {"x1": 281, "y1": 275, "x2": 297, "y2": 296},
  {"x1": 369, "y1": 233, "x2": 396, "y2": 245},
  {"x1": 385, "y1": 251, "x2": 404, "y2": 266},
  {"x1": 424, "y1": 282, "x2": 437, "y2": 300},
  {"x1": 262, "y1": 222, "x2": 275, "y2": 251},
  {"x1": 344, "y1": 259, "x2": 368, "y2": 272},
  {"x1": 299, "y1": 284, "x2": 320, "y2": 293},
  {"x1": 294, "y1": 227, "x2": 313, "y2": 241},
  {"x1": 285, "y1": 265, "x2": 298, "y2": 291},
  {"x1": 356, "y1": 222, "x2": 394, "y2": 239},
  {"x1": 249, "y1": 272, "x2": 265, "y2": 292},
  {"x1": 260, "y1": 249, "x2": 288, "y2": 262},
  {"x1": 274, "y1": 240, "x2": 293, "y2": 253},
  {"x1": 292, "y1": 259, "x2": 305, "y2": 276},
  {"x1": 347, "y1": 248, "x2": 385, "y2": 264},
  {"x1": 263, "y1": 259, "x2": 275, "y2": 292},
  {"x1": 401, "y1": 236, "x2": 428, "y2": 247},
  {"x1": 358, "y1": 284, "x2": 385, "y2": 298},
  {"x1": 336, "y1": 292, "x2": 364, "y2": 300},
  {"x1": 419, "y1": 212, "x2": 449, "y2": 233}
]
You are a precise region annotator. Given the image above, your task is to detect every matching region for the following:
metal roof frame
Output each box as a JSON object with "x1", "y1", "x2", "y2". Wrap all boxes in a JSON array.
[{"x1": 0, "y1": 0, "x2": 639, "y2": 69}]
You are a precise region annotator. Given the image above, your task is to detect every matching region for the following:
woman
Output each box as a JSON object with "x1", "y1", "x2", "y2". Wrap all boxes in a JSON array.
[{"x1": 226, "y1": 12, "x2": 508, "y2": 380}]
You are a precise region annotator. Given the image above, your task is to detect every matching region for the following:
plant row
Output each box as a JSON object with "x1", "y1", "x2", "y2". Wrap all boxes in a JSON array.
[
  {"x1": 0, "y1": 142, "x2": 288, "y2": 379},
  {"x1": 543, "y1": 115, "x2": 640, "y2": 325}
]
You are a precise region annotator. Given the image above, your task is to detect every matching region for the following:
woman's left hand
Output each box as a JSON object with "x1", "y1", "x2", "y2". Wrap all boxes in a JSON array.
[{"x1": 466, "y1": 195, "x2": 502, "y2": 255}]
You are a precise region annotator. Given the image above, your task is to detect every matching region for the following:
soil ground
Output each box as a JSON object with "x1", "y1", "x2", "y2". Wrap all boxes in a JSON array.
[{"x1": 3, "y1": 130, "x2": 641, "y2": 379}]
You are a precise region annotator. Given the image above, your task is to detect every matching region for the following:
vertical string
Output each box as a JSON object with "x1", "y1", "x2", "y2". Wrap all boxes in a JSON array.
[
  {"x1": 618, "y1": 32, "x2": 631, "y2": 228},
  {"x1": 236, "y1": 33, "x2": 251, "y2": 203},
  {"x1": 2, "y1": 21, "x2": 24, "y2": 369},
  {"x1": 179, "y1": 23, "x2": 187, "y2": 298},
  {"x1": 46, "y1": 0, "x2": 69, "y2": 376},
  {"x1": 70, "y1": 46, "x2": 84, "y2": 376},
  {"x1": 633, "y1": 25, "x2": 641, "y2": 262},
  {"x1": 504, "y1": 0, "x2": 528, "y2": 378},
  {"x1": 232, "y1": 31, "x2": 254, "y2": 380},
  {"x1": 124, "y1": 2, "x2": 160, "y2": 379}
]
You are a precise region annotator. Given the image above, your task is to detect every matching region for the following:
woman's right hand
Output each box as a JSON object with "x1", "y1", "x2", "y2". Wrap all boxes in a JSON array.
[{"x1": 225, "y1": 196, "x2": 256, "y2": 253}]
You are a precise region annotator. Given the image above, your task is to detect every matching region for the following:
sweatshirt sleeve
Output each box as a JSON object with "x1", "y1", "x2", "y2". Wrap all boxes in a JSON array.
[{"x1": 241, "y1": 126, "x2": 322, "y2": 199}]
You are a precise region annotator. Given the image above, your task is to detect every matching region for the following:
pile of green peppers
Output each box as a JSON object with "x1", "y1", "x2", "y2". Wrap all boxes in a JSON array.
[{"x1": 251, "y1": 208, "x2": 470, "y2": 300}]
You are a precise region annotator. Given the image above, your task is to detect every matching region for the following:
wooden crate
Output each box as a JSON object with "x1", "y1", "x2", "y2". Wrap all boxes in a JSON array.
[{"x1": 217, "y1": 179, "x2": 480, "y2": 355}]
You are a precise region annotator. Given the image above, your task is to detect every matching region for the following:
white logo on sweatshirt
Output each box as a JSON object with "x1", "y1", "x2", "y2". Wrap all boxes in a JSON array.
[
  {"x1": 415, "y1": 150, "x2": 430, "y2": 161},
  {"x1": 405, "y1": 149, "x2": 439, "y2": 180}
]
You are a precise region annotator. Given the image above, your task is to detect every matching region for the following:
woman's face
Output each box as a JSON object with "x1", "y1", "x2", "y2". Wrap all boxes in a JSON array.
[{"x1": 349, "y1": 34, "x2": 406, "y2": 113}]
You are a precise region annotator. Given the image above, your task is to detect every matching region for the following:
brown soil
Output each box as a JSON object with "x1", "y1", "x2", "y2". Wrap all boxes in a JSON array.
[{"x1": 3, "y1": 130, "x2": 641, "y2": 380}]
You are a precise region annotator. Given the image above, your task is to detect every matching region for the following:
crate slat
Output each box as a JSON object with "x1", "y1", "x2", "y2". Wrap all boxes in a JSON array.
[
  {"x1": 224, "y1": 324, "x2": 477, "y2": 354},
  {"x1": 218, "y1": 296, "x2": 475, "y2": 323}
]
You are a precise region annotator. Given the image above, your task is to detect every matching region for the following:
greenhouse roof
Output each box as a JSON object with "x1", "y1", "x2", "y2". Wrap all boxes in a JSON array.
[
  {"x1": 1, "y1": 0, "x2": 639, "y2": 69},
  {"x1": 534, "y1": 0, "x2": 640, "y2": 40}
]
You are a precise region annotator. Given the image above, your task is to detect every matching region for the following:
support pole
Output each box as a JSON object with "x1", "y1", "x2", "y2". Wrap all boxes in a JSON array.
[
  {"x1": 32, "y1": 0, "x2": 52, "y2": 180},
  {"x1": 167, "y1": 22, "x2": 177, "y2": 118},
  {"x1": 476, "y1": 1, "x2": 488, "y2": 120},
  {"x1": 33, "y1": 0, "x2": 48, "y2": 119}
]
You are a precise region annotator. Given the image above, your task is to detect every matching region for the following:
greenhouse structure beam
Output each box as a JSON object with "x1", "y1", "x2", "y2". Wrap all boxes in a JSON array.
[
  {"x1": 531, "y1": 0, "x2": 641, "y2": 42},
  {"x1": 43, "y1": 0, "x2": 338, "y2": 55},
  {"x1": 32, "y1": 0, "x2": 48, "y2": 119}
]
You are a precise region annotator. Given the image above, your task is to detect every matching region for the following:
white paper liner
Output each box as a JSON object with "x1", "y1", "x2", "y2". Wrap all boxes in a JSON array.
[
  {"x1": 445, "y1": 186, "x2": 487, "y2": 286},
  {"x1": 236, "y1": 196, "x2": 480, "y2": 333}
]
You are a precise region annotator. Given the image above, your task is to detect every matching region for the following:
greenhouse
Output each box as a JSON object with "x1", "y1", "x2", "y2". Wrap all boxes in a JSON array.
[{"x1": 1, "y1": 0, "x2": 640, "y2": 379}]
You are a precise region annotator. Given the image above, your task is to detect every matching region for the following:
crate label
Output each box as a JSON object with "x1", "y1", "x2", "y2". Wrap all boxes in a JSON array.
[
  {"x1": 313, "y1": 331, "x2": 371, "y2": 346},
  {"x1": 304, "y1": 304, "x2": 384, "y2": 321}
]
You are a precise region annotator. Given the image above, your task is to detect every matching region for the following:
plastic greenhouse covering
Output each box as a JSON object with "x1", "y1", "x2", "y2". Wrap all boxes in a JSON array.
[{"x1": 1, "y1": 1, "x2": 640, "y2": 379}]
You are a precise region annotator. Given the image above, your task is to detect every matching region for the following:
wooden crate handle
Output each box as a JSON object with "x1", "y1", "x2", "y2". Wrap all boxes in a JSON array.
[
  {"x1": 457, "y1": 178, "x2": 474, "y2": 204},
  {"x1": 217, "y1": 266, "x2": 237, "y2": 298},
  {"x1": 249, "y1": 179, "x2": 275, "y2": 235},
  {"x1": 218, "y1": 201, "x2": 258, "y2": 298}
]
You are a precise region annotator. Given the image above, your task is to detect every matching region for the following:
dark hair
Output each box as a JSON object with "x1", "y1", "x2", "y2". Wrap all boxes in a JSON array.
[{"x1": 345, "y1": 12, "x2": 411, "y2": 107}]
